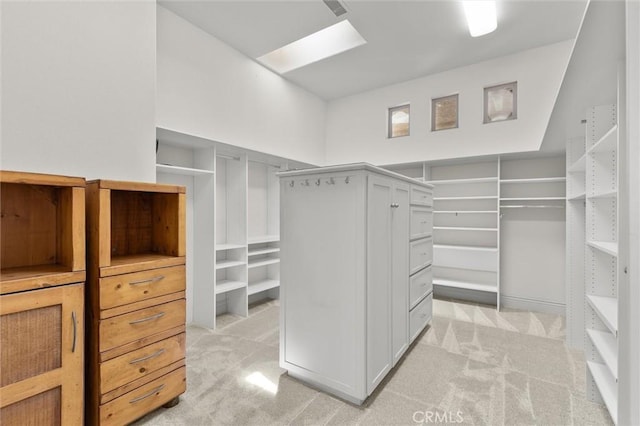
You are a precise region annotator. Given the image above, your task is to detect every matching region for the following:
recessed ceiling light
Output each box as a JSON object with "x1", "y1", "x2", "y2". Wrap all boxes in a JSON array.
[
  {"x1": 463, "y1": 1, "x2": 497, "y2": 37},
  {"x1": 257, "y1": 20, "x2": 366, "y2": 74}
]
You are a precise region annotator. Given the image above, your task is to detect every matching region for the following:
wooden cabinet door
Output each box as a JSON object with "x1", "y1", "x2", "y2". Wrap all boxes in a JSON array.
[
  {"x1": 391, "y1": 182, "x2": 410, "y2": 365},
  {"x1": 0, "y1": 283, "x2": 84, "y2": 426},
  {"x1": 366, "y1": 175, "x2": 393, "y2": 394}
]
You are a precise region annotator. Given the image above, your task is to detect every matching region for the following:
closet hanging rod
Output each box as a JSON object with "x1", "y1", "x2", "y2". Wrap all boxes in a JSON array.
[
  {"x1": 248, "y1": 159, "x2": 282, "y2": 169},
  {"x1": 500, "y1": 205, "x2": 565, "y2": 209},
  {"x1": 217, "y1": 153, "x2": 240, "y2": 161}
]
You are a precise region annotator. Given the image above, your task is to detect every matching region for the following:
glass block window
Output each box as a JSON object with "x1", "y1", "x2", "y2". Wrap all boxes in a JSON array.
[
  {"x1": 484, "y1": 82, "x2": 517, "y2": 123},
  {"x1": 388, "y1": 104, "x2": 410, "y2": 138},
  {"x1": 432, "y1": 94, "x2": 458, "y2": 131}
]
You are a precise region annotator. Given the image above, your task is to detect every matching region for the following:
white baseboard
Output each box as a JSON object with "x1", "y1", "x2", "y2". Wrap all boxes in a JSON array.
[{"x1": 500, "y1": 295, "x2": 565, "y2": 316}]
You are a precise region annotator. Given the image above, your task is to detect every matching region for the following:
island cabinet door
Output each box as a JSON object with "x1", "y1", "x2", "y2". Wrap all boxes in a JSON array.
[
  {"x1": 391, "y1": 182, "x2": 410, "y2": 366},
  {"x1": 366, "y1": 175, "x2": 393, "y2": 394},
  {"x1": 0, "y1": 283, "x2": 84, "y2": 426}
]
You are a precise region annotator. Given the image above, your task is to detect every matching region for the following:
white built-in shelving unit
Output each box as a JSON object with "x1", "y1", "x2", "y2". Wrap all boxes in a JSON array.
[
  {"x1": 583, "y1": 105, "x2": 620, "y2": 424},
  {"x1": 426, "y1": 161, "x2": 501, "y2": 308},
  {"x1": 156, "y1": 127, "x2": 310, "y2": 329}
]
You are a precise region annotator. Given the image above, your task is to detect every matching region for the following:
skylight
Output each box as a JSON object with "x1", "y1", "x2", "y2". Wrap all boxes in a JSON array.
[
  {"x1": 257, "y1": 20, "x2": 367, "y2": 74},
  {"x1": 463, "y1": 1, "x2": 497, "y2": 37}
]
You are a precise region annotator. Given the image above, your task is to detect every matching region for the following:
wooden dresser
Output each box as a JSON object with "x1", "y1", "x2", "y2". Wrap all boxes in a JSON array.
[
  {"x1": 0, "y1": 170, "x2": 86, "y2": 425},
  {"x1": 85, "y1": 180, "x2": 187, "y2": 425}
]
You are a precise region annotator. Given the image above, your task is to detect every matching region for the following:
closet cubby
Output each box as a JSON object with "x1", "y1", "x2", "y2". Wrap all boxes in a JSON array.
[{"x1": 0, "y1": 171, "x2": 86, "y2": 293}]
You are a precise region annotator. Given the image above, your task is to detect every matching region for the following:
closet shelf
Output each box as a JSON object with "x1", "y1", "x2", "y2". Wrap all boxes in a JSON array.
[
  {"x1": 568, "y1": 154, "x2": 586, "y2": 172},
  {"x1": 215, "y1": 280, "x2": 246, "y2": 294},
  {"x1": 587, "y1": 361, "x2": 618, "y2": 425},
  {"x1": 248, "y1": 247, "x2": 280, "y2": 257},
  {"x1": 434, "y1": 226, "x2": 497, "y2": 232},
  {"x1": 216, "y1": 243, "x2": 246, "y2": 251},
  {"x1": 426, "y1": 177, "x2": 498, "y2": 185},
  {"x1": 215, "y1": 260, "x2": 246, "y2": 270},
  {"x1": 568, "y1": 193, "x2": 586, "y2": 201},
  {"x1": 156, "y1": 163, "x2": 215, "y2": 176},
  {"x1": 434, "y1": 210, "x2": 497, "y2": 214},
  {"x1": 587, "y1": 329, "x2": 618, "y2": 381},
  {"x1": 433, "y1": 196, "x2": 498, "y2": 201},
  {"x1": 248, "y1": 258, "x2": 280, "y2": 269},
  {"x1": 500, "y1": 177, "x2": 566, "y2": 183},
  {"x1": 434, "y1": 244, "x2": 498, "y2": 252},
  {"x1": 248, "y1": 235, "x2": 280, "y2": 244},
  {"x1": 433, "y1": 278, "x2": 497, "y2": 293},
  {"x1": 588, "y1": 190, "x2": 617, "y2": 199},
  {"x1": 587, "y1": 295, "x2": 618, "y2": 335},
  {"x1": 587, "y1": 240, "x2": 618, "y2": 257},
  {"x1": 588, "y1": 125, "x2": 618, "y2": 154},
  {"x1": 500, "y1": 197, "x2": 565, "y2": 201},
  {"x1": 248, "y1": 279, "x2": 279, "y2": 295}
]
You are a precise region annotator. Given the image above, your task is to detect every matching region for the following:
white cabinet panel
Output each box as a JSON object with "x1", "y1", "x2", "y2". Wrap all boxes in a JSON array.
[
  {"x1": 410, "y1": 237, "x2": 433, "y2": 275},
  {"x1": 410, "y1": 206, "x2": 433, "y2": 240},
  {"x1": 410, "y1": 266, "x2": 432, "y2": 309},
  {"x1": 410, "y1": 293, "x2": 432, "y2": 343}
]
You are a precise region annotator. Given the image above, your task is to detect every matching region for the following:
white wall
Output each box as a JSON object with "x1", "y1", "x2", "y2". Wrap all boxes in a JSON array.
[
  {"x1": 156, "y1": 6, "x2": 326, "y2": 166},
  {"x1": 1, "y1": 1, "x2": 156, "y2": 182},
  {"x1": 325, "y1": 40, "x2": 574, "y2": 165}
]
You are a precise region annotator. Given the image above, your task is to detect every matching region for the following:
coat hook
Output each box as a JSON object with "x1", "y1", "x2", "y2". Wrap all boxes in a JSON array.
[
  {"x1": 316, "y1": 178, "x2": 321, "y2": 186},
  {"x1": 302, "y1": 179, "x2": 310, "y2": 186},
  {"x1": 327, "y1": 177, "x2": 335, "y2": 185},
  {"x1": 289, "y1": 181, "x2": 294, "y2": 187},
  {"x1": 345, "y1": 177, "x2": 350, "y2": 184}
]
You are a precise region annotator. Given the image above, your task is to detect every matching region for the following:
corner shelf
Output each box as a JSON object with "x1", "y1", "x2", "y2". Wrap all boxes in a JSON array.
[
  {"x1": 587, "y1": 295, "x2": 618, "y2": 336},
  {"x1": 568, "y1": 153, "x2": 586, "y2": 172},
  {"x1": 588, "y1": 190, "x2": 617, "y2": 199},
  {"x1": 568, "y1": 192, "x2": 586, "y2": 201}
]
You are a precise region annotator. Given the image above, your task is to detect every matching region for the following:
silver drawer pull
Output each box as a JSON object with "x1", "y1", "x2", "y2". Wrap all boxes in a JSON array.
[
  {"x1": 71, "y1": 311, "x2": 77, "y2": 353},
  {"x1": 129, "y1": 384, "x2": 165, "y2": 404},
  {"x1": 129, "y1": 312, "x2": 165, "y2": 325},
  {"x1": 129, "y1": 349, "x2": 166, "y2": 365},
  {"x1": 129, "y1": 275, "x2": 165, "y2": 286}
]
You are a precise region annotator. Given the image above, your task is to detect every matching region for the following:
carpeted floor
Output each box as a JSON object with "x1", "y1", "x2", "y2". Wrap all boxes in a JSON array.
[{"x1": 134, "y1": 298, "x2": 613, "y2": 425}]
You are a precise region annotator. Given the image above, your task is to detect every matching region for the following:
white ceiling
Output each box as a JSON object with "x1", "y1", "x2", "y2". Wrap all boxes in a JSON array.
[{"x1": 159, "y1": 0, "x2": 587, "y2": 100}]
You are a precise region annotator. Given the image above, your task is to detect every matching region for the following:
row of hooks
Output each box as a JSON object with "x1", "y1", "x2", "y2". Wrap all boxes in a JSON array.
[{"x1": 289, "y1": 177, "x2": 351, "y2": 187}]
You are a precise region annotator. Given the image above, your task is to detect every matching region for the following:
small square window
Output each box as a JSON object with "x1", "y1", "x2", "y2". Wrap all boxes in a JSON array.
[
  {"x1": 388, "y1": 104, "x2": 410, "y2": 138},
  {"x1": 431, "y1": 94, "x2": 458, "y2": 131},
  {"x1": 484, "y1": 82, "x2": 517, "y2": 123}
]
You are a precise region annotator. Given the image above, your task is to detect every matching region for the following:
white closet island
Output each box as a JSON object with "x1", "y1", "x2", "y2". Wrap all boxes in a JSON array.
[{"x1": 279, "y1": 163, "x2": 433, "y2": 404}]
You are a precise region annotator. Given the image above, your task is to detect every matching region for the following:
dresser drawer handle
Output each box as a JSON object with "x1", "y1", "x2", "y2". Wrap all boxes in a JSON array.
[
  {"x1": 129, "y1": 275, "x2": 165, "y2": 286},
  {"x1": 129, "y1": 312, "x2": 165, "y2": 325},
  {"x1": 129, "y1": 348, "x2": 166, "y2": 365},
  {"x1": 129, "y1": 384, "x2": 165, "y2": 404}
]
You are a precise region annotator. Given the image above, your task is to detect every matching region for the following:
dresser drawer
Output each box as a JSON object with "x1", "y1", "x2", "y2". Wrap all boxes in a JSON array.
[
  {"x1": 410, "y1": 207, "x2": 433, "y2": 240},
  {"x1": 100, "y1": 366, "x2": 186, "y2": 426},
  {"x1": 410, "y1": 237, "x2": 433, "y2": 275},
  {"x1": 411, "y1": 186, "x2": 432, "y2": 206},
  {"x1": 100, "y1": 299, "x2": 185, "y2": 353},
  {"x1": 410, "y1": 292, "x2": 432, "y2": 343},
  {"x1": 101, "y1": 332, "x2": 185, "y2": 394},
  {"x1": 410, "y1": 266, "x2": 432, "y2": 309},
  {"x1": 99, "y1": 265, "x2": 185, "y2": 310}
]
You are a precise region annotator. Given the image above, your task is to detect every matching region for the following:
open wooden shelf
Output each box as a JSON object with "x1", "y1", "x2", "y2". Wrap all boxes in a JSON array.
[
  {"x1": 248, "y1": 258, "x2": 280, "y2": 269},
  {"x1": 156, "y1": 163, "x2": 214, "y2": 176},
  {"x1": 215, "y1": 260, "x2": 246, "y2": 270},
  {"x1": 433, "y1": 278, "x2": 497, "y2": 293},
  {"x1": 248, "y1": 235, "x2": 280, "y2": 244},
  {"x1": 588, "y1": 125, "x2": 617, "y2": 154},
  {"x1": 248, "y1": 247, "x2": 280, "y2": 257},
  {"x1": 216, "y1": 243, "x2": 246, "y2": 251},
  {"x1": 587, "y1": 240, "x2": 618, "y2": 257},
  {"x1": 427, "y1": 177, "x2": 497, "y2": 184},
  {"x1": 500, "y1": 177, "x2": 566, "y2": 183},
  {"x1": 215, "y1": 280, "x2": 246, "y2": 295}
]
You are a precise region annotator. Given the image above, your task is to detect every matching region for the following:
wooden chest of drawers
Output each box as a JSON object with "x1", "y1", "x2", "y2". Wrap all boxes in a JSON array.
[{"x1": 86, "y1": 180, "x2": 187, "y2": 425}]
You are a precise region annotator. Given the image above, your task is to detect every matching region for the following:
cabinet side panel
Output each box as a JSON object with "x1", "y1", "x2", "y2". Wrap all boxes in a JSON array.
[{"x1": 280, "y1": 173, "x2": 366, "y2": 399}]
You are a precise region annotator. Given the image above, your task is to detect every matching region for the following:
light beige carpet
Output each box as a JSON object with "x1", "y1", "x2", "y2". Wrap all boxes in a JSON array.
[{"x1": 134, "y1": 298, "x2": 613, "y2": 425}]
